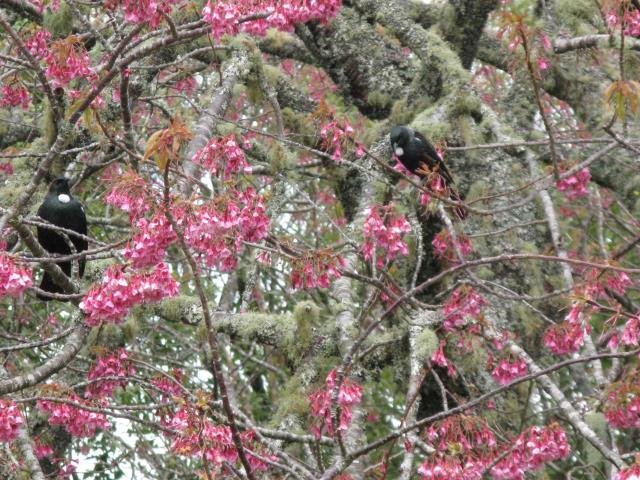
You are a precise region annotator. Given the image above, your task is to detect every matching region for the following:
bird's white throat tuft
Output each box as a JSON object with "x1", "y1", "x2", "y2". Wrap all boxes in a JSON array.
[
  {"x1": 57, "y1": 194, "x2": 71, "y2": 203},
  {"x1": 394, "y1": 147, "x2": 404, "y2": 156}
]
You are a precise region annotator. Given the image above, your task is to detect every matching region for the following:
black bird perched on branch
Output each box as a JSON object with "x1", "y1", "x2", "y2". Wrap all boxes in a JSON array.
[
  {"x1": 390, "y1": 125, "x2": 466, "y2": 219},
  {"x1": 36, "y1": 177, "x2": 88, "y2": 300}
]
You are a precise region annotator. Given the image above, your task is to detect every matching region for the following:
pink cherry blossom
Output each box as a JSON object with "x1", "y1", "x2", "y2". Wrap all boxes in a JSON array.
[
  {"x1": 290, "y1": 252, "x2": 345, "y2": 289},
  {"x1": 393, "y1": 157, "x2": 413, "y2": 175},
  {"x1": 539, "y1": 33, "x2": 552, "y2": 51},
  {"x1": 104, "y1": 168, "x2": 152, "y2": 222},
  {"x1": 0, "y1": 400, "x2": 24, "y2": 443},
  {"x1": 621, "y1": 315, "x2": 640, "y2": 346},
  {"x1": 626, "y1": 10, "x2": 640, "y2": 36},
  {"x1": 308, "y1": 369, "x2": 363, "y2": 438},
  {"x1": 606, "y1": 8, "x2": 640, "y2": 37},
  {"x1": 123, "y1": 213, "x2": 176, "y2": 268},
  {"x1": 618, "y1": 461, "x2": 640, "y2": 480},
  {"x1": 0, "y1": 83, "x2": 31, "y2": 109},
  {"x1": 491, "y1": 424, "x2": 569, "y2": 479},
  {"x1": 168, "y1": 405, "x2": 274, "y2": 471},
  {"x1": 33, "y1": 438, "x2": 54, "y2": 459},
  {"x1": 191, "y1": 134, "x2": 251, "y2": 179},
  {"x1": 418, "y1": 456, "x2": 471, "y2": 480},
  {"x1": 319, "y1": 119, "x2": 355, "y2": 161},
  {"x1": 37, "y1": 396, "x2": 110, "y2": 437},
  {"x1": 0, "y1": 163, "x2": 13, "y2": 175},
  {"x1": 420, "y1": 415, "x2": 496, "y2": 479},
  {"x1": 556, "y1": 168, "x2": 591, "y2": 200},
  {"x1": 256, "y1": 250, "x2": 272, "y2": 265},
  {"x1": 151, "y1": 369, "x2": 184, "y2": 399},
  {"x1": 604, "y1": 378, "x2": 640, "y2": 429},
  {"x1": 362, "y1": 205, "x2": 411, "y2": 268},
  {"x1": 181, "y1": 187, "x2": 269, "y2": 272},
  {"x1": 606, "y1": 271, "x2": 633, "y2": 296},
  {"x1": 536, "y1": 56, "x2": 550, "y2": 71},
  {"x1": 564, "y1": 302, "x2": 584, "y2": 325},
  {"x1": 543, "y1": 321, "x2": 585, "y2": 355},
  {"x1": 430, "y1": 340, "x2": 457, "y2": 377},
  {"x1": 44, "y1": 37, "x2": 94, "y2": 88},
  {"x1": 432, "y1": 230, "x2": 473, "y2": 260},
  {"x1": 172, "y1": 76, "x2": 197, "y2": 95},
  {"x1": 0, "y1": 253, "x2": 33, "y2": 298},
  {"x1": 80, "y1": 263, "x2": 179, "y2": 326},
  {"x1": 425, "y1": 415, "x2": 496, "y2": 453},
  {"x1": 122, "y1": 0, "x2": 180, "y2": 27},
  {"x1": 202, "y1": 0, "x2": 342, "y2": 41},
  {"x1": 24, "y1": 28, "x2": 51, "y2": 59},
  {"x1": 442, "y1": 286, "x2": 486, "y2": 331},
  {"x1": 85, "y1": 349, "x2": 136, "y2": 399},
  {"x1": 491, "y1": 357, "x2": 528, "y2": 385}
]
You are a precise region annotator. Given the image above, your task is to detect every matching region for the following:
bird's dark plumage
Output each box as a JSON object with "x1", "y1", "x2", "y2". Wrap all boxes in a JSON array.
[
  {"x1": 36, "y1": 177, "x2": 88, "y2": 300},
  {"x1": 390, "y1": 126, "x2": 466, "y2": 218}
]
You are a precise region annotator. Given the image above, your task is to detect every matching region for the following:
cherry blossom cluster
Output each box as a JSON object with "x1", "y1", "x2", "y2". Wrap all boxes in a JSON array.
[
  {"x1": 543, "y1": 320, "x2": 585, "y2": 355},
  {"x1": 80, "y1": 263, "x2": 179, "y2": 326},
  {"x1": 419, "y1": 422, "x2": 569, "y2": 480},
  {"x1": 564, "y1": 301, "x2": 584, "y2": 324},
  {"x1": 123, "y1": 213, "x2": 176, "y2": 268},
  {"x1": 290, "y1": 251, "x2": 345, "y2": 289},
  {"x1": 33, "y1": 438, "x2": 54, "y2": 459},
  {"x1": 430, "y1": 340, "x2": 457, "y2": 377},
  {"x1": 308, "y1": 369, "x2": 363, "y2": 438},
  {"x1": 104, "y1": 169, "x2": 152, "y2": 221},
  {"x1": 425, "y1": 415, "x2": 496, "y2": 454},
  {"x1": 606, "y1": 6, "x2": 640, "y2": 36},
  {"x1": 618, "y1": 460, "x2": 640, "y2": 480},
  {"x1": 151, "y1": 369, "x2": 184, "y2": 400},
  {"x1": 319, "y1": 118, "x2": 355, "y2": 161},
  {"x1": 0, "y1": 253, "x2": 33, "y2": 298},
  {"x1": 85, "y1": 349, "x2": 136, "y2": 399},
  {"x1": 191, "y1": 134, "x2": 252, "y2": 179},
  {"x1": 104, "y1": 0, "x2": 181, "y2": 27},
  {"x1": 419, "y1": 416, "x2": 495, "y2": 479},
  {"x1": 604, "y1": 270, "x2": 633, "y2": 296},
  {"x1": 620, "y1": 315, "x2": 640, "y2": 347},
  {"x1": 556, "y1": 168, "x2": 591, "y2": 200},
  {"x1": 0, "y1": 400, "x2": 24, "y2": 443},
  {"x1": 182, "y1": 188, "x2": 269, "y2": 271},
  {"x1": 172, "y1": 76, "x2": 197, "y2": 95},
  {"x1": 418, "y1": 456, "x2": 479, "y2": 480},
  {"x1": 44, "y1": 37, "x2": 94, "y2": 88},
  {"x1": 490, "y1": 355, "x2": 528, "y2": 386},
  {"x1": 0, "y1": 162, "x2": 13, "y2": 175},
  {"x1": 37, "y1": 397, "x2": 110, "y2": 438},
  {"x1": 432, "y1": 230, "x2": 473, "y2": 260},
  {"x1": 24, "y1": 28, "x2": 51, "y2": 59},
  {"x1": 0, "y1": 83, "x2": 31, "y2": 109},
  {"x1": 604, "y1": 377, "x2": 640, "y2": 429},
  {"x1": 169, "y1": 406, "x2": 274, "y2": 472},
  {"x1": 202, "y1": 0, "x2": 342, "y2": 41},
  {"x1": 442, "y1": 286, "x2": 486, "y2": 331},
  {"x1": 490, "y1": 424, "x2": 570, "y2": 479},
  {"x1": 362, "y1": 205, "x2": 411, "y2": 268}
]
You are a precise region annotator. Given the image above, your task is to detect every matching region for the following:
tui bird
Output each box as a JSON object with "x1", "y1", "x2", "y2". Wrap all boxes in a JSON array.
[
  {"x1": 390, "y1": 125, "x2": 466, "y2": 218},
  {"x1": 36, "y1": 177, "x2": 88, "y2": 300}
]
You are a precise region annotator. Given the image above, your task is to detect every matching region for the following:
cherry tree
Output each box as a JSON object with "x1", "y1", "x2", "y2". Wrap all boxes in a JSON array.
[{"x1": 1, "y1": 0, "x2": 640, "y2": 478}]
